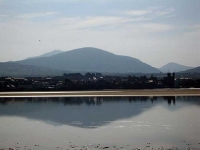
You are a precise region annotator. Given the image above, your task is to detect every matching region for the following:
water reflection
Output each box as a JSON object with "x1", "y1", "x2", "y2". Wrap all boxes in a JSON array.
[
  {"x1": 0, "y1": 96, "x2": 199, "y2": 128},
  {"x1": 163, "y1": 96, "x2": 176, "y2": 105}
]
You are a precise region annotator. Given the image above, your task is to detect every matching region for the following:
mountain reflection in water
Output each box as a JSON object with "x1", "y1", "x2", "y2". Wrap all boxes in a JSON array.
[{"x1": 0, "y1": 96, "x2": 199, "y2": 128}]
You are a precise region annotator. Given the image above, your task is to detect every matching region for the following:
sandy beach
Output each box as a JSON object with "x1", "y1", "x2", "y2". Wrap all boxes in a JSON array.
[{"x1": 0, "y1": 89, "x2": 200, "y2": 97}]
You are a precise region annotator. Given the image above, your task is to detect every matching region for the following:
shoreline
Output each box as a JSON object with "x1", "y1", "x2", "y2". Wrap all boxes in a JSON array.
[
  {"x1": 0, "y1": 141, "x2": 199, "y2": 150},
  {"x1": 0, "y1": 89, "x2": 200, "y2": 97}
]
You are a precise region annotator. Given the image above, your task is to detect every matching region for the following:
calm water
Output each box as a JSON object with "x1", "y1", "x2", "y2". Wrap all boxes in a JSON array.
[{"x1": 0, "y1": 96, "x2": 200, "y2": 150}]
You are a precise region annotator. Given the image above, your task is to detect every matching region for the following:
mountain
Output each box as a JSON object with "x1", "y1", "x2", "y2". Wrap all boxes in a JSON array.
[
  {"x1": 181, "y1": 66, "x2": 200, "y2": 73},
  {"x1": 26, "y1": 50, "x2": 64, "y2": 60},
  {"x1": 17, "y1": 47, "x2": 160, "y2": 73},
  {"x1": 0, "y1": 62, "x2": 62, "y2": 77},
  {"x1": 159, "y1": 62, "x2": 193, "y2": 73}
]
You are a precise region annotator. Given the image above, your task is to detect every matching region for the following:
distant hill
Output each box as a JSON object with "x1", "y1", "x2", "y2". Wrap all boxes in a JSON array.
[
  {"x1": 0, "y1": 62, "x2": 62, "y2": 77},
  {"x1": 26, "y1": 50, "x2": 64, "y2": 60},
  {"x1": 159, "y1": 62, "x2": 193, "y2": 73},
  {"x1": 17, "y1": 47, "x2": 160, "y2": 73},
  {"x1": 181, "y1": 66, "x2": 200, "y2": 73}
]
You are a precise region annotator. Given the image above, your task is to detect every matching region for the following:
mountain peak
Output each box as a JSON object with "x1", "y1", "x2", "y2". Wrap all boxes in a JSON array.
[
  {"x1": 160, "y1": 62, "x2": 193, "y2": 73},
  {"x1": 68, "y1": 47, "x2": 113, "y2": 54},
  {"x1": 167, "y1": 62, "x2": 177, "y2": 65}
]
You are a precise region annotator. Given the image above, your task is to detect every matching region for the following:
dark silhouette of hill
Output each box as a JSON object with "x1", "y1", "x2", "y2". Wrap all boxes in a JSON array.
[
  {"x1": 180, "y1": 66, "x2": 200, "y2": 73},
  {"x1": 0, "y1": 62, "x2": 62, "y2": 77},
  {"x1": 160, "y1": 62, "x2": 193, "y2": 72},
  {"x1": 17, "y1": 47, "x2": 160, "y2": 73},
  {"x1": 26, "y1": 50, "x2": 64, "y2": 60}
]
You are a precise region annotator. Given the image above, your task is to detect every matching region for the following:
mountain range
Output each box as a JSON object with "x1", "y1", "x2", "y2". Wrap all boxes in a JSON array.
[
  {"x1": 0, "y1": 47, "x2": 199, "y2": 76},
  {"x1": 16, "y1": 47, "x2": 160, "y2": 73}
]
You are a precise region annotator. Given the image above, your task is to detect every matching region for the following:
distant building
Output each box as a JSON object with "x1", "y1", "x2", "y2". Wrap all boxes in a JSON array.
[{"x1": 163, "y1": 73, "x2": 175, "y2": 88}]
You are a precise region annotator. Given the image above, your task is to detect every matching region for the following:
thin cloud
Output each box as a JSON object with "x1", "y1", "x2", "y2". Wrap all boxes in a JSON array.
[
  {"x1": 165, "y1": 14, "x2": 176, "y2": 18},
  {"x1": 121, "y1": 7, "x2": 175, "y2": 19},
  {"x1": 121, "y1": 23, "x2": 174, "y2": 34},
  {"x1": 75, "y1": 16, "x2": 133, "y2": 29},
  {"x1": 123, "y1": 10, "x2": 152, "y2": 16},
  {"x1": 139, "y1": 23, "x2": 174, "y2": 32},
  {"x1": 55, "y1": 16, "x2": 131, "y2": 28},
  {"x1": 17, "y1": 12, "x2": 58, "y2": 19},
  {"x1": 0, "y1": 14, "x2": 8, "y2": 17},
  {"x1": 54, "y1": 16, "x2": 152, "y2": 30},
  {"x1": 0, "y1": 11, "x2": 58, "y2": 23},
  {"x1": 154, "y1": 8, "x2": 175, "y2": 17},
  {"x1": 191, "y1": 24, "x2": 200, "y2": 30}
]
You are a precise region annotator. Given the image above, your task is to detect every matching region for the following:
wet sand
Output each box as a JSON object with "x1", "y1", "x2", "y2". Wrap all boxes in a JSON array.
[{"x1": 0, "y1": 89, "x2": 200, "y2": 97}]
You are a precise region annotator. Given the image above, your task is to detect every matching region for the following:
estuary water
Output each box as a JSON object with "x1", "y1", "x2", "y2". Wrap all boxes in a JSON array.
[{"x1": 0, "y1": 96, "x2": 200, "y2": 150}]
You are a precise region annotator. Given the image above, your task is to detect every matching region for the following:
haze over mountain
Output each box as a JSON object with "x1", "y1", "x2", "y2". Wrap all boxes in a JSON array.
[
  {"x1": 26, "y1": 50, "x2": 64, "y2": 60},
  {"x1": 0, "y1": 62, "x2": 62, "y2": 77},
  {"x1": 160, "y1": 62, "x2": 193, "y2": 73},
  {"x1": 16, "y1": 47, "x2": 160, "y2": 74}
]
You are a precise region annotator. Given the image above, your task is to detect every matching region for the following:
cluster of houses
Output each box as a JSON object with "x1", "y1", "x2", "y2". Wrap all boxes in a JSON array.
[{"x1": 0, "y1": 72, "x2": 199, "y2": 91}]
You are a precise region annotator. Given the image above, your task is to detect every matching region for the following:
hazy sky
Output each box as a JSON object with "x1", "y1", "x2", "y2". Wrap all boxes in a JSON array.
[{"x1": 0, "y1": 0, "x2": 200, "y2": 68}]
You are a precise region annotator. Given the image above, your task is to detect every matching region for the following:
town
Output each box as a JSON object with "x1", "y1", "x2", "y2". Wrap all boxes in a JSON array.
[{"x1": 0, "y1": 72, "x2": 200, "y2": 91}]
